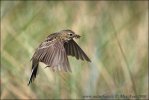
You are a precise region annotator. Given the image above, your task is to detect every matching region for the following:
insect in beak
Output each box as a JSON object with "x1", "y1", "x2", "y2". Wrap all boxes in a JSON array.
[{"x1": 74, "y1": 34, "x2": 81, "y2": 39}]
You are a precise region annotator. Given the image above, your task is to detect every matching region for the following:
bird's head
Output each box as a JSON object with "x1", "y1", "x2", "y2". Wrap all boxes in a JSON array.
[{"x1": 59, "y1": 29, "x2": 81, "y2": 41}]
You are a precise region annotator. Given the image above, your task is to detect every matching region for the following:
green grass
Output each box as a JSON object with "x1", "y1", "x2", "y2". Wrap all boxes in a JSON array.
[{"x1": 1, "y1": 1, "x2": 148, "y2": 99}]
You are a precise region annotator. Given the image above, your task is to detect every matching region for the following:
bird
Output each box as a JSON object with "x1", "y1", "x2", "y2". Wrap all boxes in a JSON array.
[{"x1": 28, "y1": 29, "x2": 91, "y2": 85}]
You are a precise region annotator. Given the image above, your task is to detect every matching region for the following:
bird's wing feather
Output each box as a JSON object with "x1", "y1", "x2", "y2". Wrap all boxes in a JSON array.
[
  {"x1": 31, "y1": 33, "x2": 57, "y2": 60},
  {"x1": 64, "y1": 39, "x2": 91, "y2": 62},
  {"x1": 31, "y1": 34, "x2": 71, "y2": 72}
]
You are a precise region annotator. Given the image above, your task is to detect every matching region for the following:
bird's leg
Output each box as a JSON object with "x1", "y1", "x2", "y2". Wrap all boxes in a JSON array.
[{"x1": 51, "y1": 66, "x2": 56, "y2": 72}]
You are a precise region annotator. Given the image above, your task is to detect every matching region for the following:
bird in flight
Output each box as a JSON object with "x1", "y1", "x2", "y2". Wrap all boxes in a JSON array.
[{"x1": 28, "y1": 29, "x2": 91, "y2": 85}]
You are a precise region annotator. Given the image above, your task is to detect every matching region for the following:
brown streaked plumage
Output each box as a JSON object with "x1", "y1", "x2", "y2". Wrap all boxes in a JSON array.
[{"x1": 28, "y1": 29, "x2": 91, "y2": 85}]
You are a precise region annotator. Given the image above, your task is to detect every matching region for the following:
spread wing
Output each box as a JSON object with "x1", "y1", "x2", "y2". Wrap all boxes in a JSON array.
[
  {"x1": 31, "y1": 34, "x2": 71, "y2": 72},
  {"x1": 64, "y1": 39, "x2": 91, "y2": 62}
]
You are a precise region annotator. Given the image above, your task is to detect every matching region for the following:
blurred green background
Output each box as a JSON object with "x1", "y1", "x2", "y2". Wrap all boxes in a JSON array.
[{"x1": 1, "y1": 1, "x2": 148, "y2": 99}]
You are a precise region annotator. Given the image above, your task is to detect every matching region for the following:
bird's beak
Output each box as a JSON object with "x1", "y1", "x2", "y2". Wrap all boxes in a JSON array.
[{"x1": 74, "y1": 34, "x2": 81, "y2": 39}]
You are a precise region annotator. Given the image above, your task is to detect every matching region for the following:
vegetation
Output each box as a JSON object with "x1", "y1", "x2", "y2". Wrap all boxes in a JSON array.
[{"x1": 1, "y1": 1, "x2": 148, "y2": 99}]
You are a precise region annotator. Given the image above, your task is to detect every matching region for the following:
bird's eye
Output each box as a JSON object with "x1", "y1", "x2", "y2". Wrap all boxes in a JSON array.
[{"x1": 69, "y1": 33, "x2": 72, "y2": 36}]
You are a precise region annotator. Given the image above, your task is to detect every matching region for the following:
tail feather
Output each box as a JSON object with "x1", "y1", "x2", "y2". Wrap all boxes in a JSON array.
[{"x1": 28, "y1": 60, "x2": 39, "y2": 86}]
